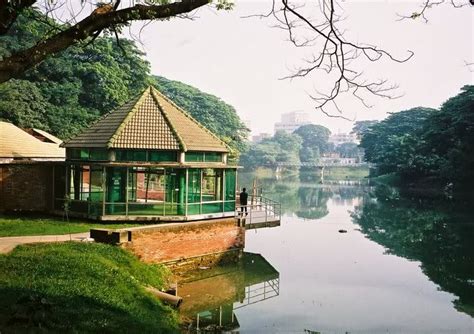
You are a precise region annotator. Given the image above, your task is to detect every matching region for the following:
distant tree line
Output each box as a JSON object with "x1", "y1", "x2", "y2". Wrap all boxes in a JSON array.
[
  {"x1": 0, "y1": 9, "x2": 248, "y2": 155},
  {"x1": 359, "y1": 85, "x2": 474, "y2": 192},
  {"x1": 240, "y1": 124, "x2": 365, "y2": 169}
]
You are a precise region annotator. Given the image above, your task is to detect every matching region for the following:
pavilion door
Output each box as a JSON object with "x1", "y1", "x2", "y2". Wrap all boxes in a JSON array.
[{"x1": 106, "y1": 167, "x2": 126, "y2": 214}]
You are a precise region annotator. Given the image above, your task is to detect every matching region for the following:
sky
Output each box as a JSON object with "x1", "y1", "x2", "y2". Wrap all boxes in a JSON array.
[{"x1": 127, "y1": 1, "x2": 473, "y2": 135}]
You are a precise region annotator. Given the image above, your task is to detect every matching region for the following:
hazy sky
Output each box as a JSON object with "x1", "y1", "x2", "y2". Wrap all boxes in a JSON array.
[{"x1": 128, "y1": 1, "x2": 473, "y2": 135}]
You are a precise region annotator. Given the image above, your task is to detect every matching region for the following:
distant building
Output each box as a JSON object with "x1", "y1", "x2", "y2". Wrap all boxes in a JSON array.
[
  {"x1": 328, "y1": 132, "x2": 358, "y2": 146},
  {"x1": 252, "y1": 133, "x2": 271, "y2": 143},
  {"x1": 274, "y1": 111, "x2": 311, "y2": 134}
]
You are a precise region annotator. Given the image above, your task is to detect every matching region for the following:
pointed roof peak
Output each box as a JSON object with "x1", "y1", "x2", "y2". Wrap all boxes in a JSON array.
[{"x1": 63, "y1": 86, "x2": 229, "y2": 153}]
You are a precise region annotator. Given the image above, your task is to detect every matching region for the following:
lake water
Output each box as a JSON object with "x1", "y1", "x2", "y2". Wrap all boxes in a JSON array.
[{"x1": 180, "y1": 172, "x2": 474, "y2": 333}]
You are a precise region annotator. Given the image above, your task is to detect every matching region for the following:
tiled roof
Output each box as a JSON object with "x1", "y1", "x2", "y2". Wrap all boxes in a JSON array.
[
  {"x1": 63, "y1": 86, "x2": 229, "y2": 153},
  {"x1": 29, "y1": 128, "x2": 63, "y2": 144},
  {"x1": 0, "y1": 122, "x2": 65, "y2": 160}
]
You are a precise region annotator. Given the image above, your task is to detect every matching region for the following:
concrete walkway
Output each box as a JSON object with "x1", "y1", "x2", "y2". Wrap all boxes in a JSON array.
[{"x1": 0, "y1": 232, "x2": 90, "y2": 254}]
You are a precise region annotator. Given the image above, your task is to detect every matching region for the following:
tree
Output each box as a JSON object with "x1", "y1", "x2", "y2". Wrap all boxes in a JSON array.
[
  {"x1": 293, "y1": 124, "x2": 331, "y2": 162},
  {"x1": 351, "y1": 120, "x2": 378, "y2": 140},
  {"x1": 419, "y1": 85, "x2": 474, "y2": 185},
  {"x1": 154, "y1": 76, "x2": 249, "y2": 154},
  {"x1": 0, "y1": 80, "x2": 49, "y2": 129},
  {"x1": 360, "y1": 107, "x2": 435, "y2": 175},
  {"x1": 0, "y1": 10, "x2": 248, "y2": 151},
  {"x1": 239, "y1": 131, "x2": 302, "y2": 169},
  {"x1": 335, "y1": 142, "x2": 360, "y2": 158},
  {"x1": 0, "y1": 0, "x2": 222, "y2": 83},
  {"x1": 1, "y1": 1, "x2": 470, "y2": 111}
]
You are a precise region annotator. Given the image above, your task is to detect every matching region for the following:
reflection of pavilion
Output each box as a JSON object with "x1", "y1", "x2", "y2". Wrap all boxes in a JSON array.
[{"x1": 179, "y1": 252, "x2": 280, "y2": 331}]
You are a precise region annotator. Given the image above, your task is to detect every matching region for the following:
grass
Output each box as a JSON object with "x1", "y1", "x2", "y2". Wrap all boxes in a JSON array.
[
  {"x1": 0, "y1": 214, "x2": 141, "y2": 237},
  {"x1": 0, "y1": 242, "x2": 179, "y2": 333}
]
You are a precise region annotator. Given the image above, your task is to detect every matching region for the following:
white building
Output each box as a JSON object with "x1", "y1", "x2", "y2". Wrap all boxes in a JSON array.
[
  {"x1": 274, "y1": 111, "x2": 311, "y2": 134},
  {"x1": 328, "y1": 132, "x2": 358, "y2": 146}
]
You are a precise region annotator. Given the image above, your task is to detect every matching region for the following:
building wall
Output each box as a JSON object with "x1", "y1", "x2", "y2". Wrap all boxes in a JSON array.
[
  {"x1": 123, "y1": 218, "x2": 245, "y2": 270},
  {"x1": 0, "y1": 163, "x2": 55, "y2": 212}
]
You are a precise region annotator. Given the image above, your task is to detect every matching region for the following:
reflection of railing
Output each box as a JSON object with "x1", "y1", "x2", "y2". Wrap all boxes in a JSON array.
[
  {"x1": 235, "y1": 195, "x2": 281, "y2": 227},
  {"x1": 234, "y1": 277, "x2": 280, "y2": 310}
]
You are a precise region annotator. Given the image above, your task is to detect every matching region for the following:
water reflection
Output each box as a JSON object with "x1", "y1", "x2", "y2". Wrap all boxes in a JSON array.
[
  {"x1": 179, "y1": 252, "x2": 280, "y2": 332},
  {"x1": 352, "y1": 185, "x2": 474, "y2": 317},
  {"x1": 180, "y1": 172, "x2": 473, "y2": 332},
  {"x1": 239, "y1": 172, "x2": 369, "y2": 220}
]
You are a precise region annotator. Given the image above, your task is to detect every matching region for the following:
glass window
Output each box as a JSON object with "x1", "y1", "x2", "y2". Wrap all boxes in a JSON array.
[
  {"x1": 185, "y1": 152, "x2": 205, "y2": 162},
  {"x1": 224, "y1": 169, "x2": 236, "y2": 200},
  {"x1": 115, "y1": 150, "x2": 146, "y2": 161},
  {"x1": 68, "y1": 165, "x2": 93, "y2": 202},
  {"x1": 89, "y1": 149, "x2": 108, "y2": 161},
  {"x1": 80, "y1": 166, "x2": 90, "y2": 200},
  {"x1": 129, "y1": 167, "x2": 165, "y2": 203},
  {"x1": 165, "y1": 169, "x2": 186, "y2": 215},
  {"x1": 205, "y1": 152, "x2": 222, "y2": 162},
  {"x1": 67, "y1": 148, "x2": 108, "y2": 161},
  {"x1": 66, "y1": 149, "x2": 80, "y2": 159},
  {"x1": 149, "y1": 151, "x2": 178, "y2": 162},
  {"x1": 185, "y1": 152, "x2": 222, "y2": 162},
  {"x1": 89, "y1": 167, "x2": 104, "y2": 201},
  {"x1": 187, "y1": 169, "x2": 201, "y2": 203},
  {"x1": 202, "y1": 169, "x2": 223, "y2": 202}
]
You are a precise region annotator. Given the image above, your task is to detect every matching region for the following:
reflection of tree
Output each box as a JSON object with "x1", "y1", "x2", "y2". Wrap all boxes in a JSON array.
[
  {"x1": 296, "y1": 187, "x2": 330, "y2": 219},
  {"x1": 352, "y1": 190, "x2": 474, "y2": 317},
  {"x1": 241, "y1": 172, "x2": 367, "y2": 221}
]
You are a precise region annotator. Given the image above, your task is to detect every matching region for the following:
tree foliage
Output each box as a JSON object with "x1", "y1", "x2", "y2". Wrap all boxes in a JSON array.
[
  {"x1": 360, "y1": 107, "x2": 435, "y2": 175},
  {"x1": 154, "y1": 76, "x2": 249, "y2": 154},
  {"x1": 360, "y1": 86, "x2": 474, "y2": 190},
  {"x1": 0, "y1": 10, "x2": 248, "y2": 154},
  {"x1": 351, "y1": 120, "x2": 378, "y2": 139},
  {"x1": 293, "y1": 124, "x2": 332, "y2": 163},
  {"x1": 239, "y1": 131, "x2": 302, "y2": 169}
]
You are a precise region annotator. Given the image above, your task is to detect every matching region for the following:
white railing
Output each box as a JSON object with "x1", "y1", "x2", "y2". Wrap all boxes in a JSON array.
[{"x1": 235, "y1": 195, "x2": 281, "y2": 228}]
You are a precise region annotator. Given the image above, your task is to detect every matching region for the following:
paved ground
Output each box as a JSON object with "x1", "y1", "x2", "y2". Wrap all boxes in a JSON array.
[{"x1": 0, "y1": 232, "x2": 90, "y2": 254}]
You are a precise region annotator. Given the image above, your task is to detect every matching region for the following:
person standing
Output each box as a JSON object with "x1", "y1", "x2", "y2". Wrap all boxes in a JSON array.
[{"x1": 239, "y1": 187, "x2": 248, "y2": 216}]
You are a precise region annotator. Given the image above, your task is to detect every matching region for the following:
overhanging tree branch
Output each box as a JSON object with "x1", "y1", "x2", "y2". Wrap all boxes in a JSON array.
[{"x1": 0, "y1": 0, "x2": 211, "y2": 83}]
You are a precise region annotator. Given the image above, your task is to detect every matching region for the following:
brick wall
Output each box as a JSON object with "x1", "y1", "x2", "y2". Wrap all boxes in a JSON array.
[
  {"x1": 122, "y1": 218, "x2": 245, "y2": 269},
  {"x1": 0, "y1": 164, "x2": 54, "y2": 212}
]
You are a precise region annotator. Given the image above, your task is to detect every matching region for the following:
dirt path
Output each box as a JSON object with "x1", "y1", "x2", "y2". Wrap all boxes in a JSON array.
[{"x1": 0, "y1": 233, "x2": 90, "y2": 253}]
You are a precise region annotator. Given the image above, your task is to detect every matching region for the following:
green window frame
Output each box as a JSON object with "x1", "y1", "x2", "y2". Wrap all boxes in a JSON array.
[
  {"x1": 115, "y1": 150, "x2": 178, "y2": 162},
  {"x1": 66, "y1": 148, "x2": 108, "y2": 161},
  {"x1": 185, "y1": 152, "x2": 223, "y2": 163}
]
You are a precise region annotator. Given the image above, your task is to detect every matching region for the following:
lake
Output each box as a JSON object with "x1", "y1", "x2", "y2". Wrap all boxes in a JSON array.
[{"x1": 180, "y1": 172, "x2": 474, "y2": 333}]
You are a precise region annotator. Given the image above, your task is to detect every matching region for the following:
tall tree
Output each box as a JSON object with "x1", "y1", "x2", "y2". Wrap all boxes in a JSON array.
[
  {"x1": 293, "y1": 124, "x2": 331, "y2": 162},
  {"x1": 2, "y1": 1, "x2": 467, "y2": 110},
  {"x1": 360, "y1": 107, "x2": 435, "y2": 175},
  {"x1": 419, "y1": 85, "x2": 474, "y2": 185}
]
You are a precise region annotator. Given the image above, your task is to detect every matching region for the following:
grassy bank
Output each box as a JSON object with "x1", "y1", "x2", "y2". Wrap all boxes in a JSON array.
[
  {"x1": 0, "y1": 214, "x2": 140, "y2": 237},
  {"x1": 0, "y1": 242, "x2": 178, "y2": 333}
]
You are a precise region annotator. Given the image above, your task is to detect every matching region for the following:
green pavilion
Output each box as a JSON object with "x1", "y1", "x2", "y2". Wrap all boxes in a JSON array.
[{"x1": 56, "y1": 86, "x2": 238, "y2": 221}]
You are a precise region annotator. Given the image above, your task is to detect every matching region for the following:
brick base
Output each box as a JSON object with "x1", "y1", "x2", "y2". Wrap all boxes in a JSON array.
[{"x1": 122, "y1": 218, "x2": 245, "y2": 267}]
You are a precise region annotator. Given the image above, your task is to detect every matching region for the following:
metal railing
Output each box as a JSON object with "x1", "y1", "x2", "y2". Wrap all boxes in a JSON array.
[
  {"x1": 235, "y1": 195, "x2": 281, "y2": 227},
  {"x1": 234, "y1": 278, "x2": 280, "y2": 310}
]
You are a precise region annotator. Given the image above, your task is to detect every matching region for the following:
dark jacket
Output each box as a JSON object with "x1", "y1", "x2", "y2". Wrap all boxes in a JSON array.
[{"x1": 239, "y1": 191, "x2": 248, "y2": 205}]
